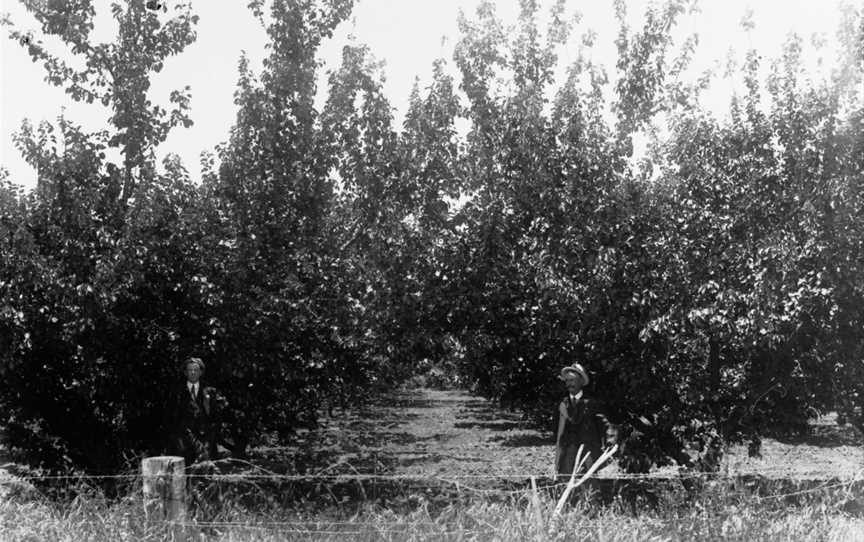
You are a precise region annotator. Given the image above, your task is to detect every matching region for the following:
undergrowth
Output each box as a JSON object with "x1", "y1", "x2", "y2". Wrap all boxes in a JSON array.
[{"x1": 2, "y1": 477, "x2": 863, "y2": 541}]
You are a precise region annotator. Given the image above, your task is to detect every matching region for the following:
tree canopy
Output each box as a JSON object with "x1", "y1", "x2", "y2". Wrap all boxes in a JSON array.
[{"x1": 1, "y1": 0, "x2": 863, "y2": 474}]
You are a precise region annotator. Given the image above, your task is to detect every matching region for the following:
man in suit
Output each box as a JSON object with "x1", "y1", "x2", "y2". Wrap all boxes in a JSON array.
[
  {"x1": 172, "y1": 357, "x2": 219, "y2": 465},
  {"x1": 554, "y1": 363, "x2": 617, "y2": 480}
]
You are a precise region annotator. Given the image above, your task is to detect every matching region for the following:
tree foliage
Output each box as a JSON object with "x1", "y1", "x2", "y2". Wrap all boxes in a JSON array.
[
  {"x1": 2, "y1": 0, "x2": 864, "y2": 474},
  {"x1": 443, "y1": 0, "x2": 864, "y2": 472}
]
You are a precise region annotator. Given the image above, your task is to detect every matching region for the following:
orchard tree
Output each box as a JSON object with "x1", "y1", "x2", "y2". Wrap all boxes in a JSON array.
[
  {"x1": 443, "y1": 0, "x2": 864, "y2": 473},
  {"x1": 395, "y1": 58, "x2": 467, "y2": 377},
  {"x1": 206, "y1": 0, "x2": 366, "y2": 453},
  {"x1": 4, "y1": 0, "x2": 196, "y2": 199},
  {"x1": 0, "y1": 0, "x2": 200, "y2": 471},
  {"x1": 319, "y1": 42, "x2": 406, "y2": 387}
]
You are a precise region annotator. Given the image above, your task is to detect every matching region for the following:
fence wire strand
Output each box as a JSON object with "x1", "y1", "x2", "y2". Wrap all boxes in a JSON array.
[
  {"x1": 164, "y1": 520, "x2": 496, "y2": 536},
  {"x1": 3, "y1": 467, "x2": 863, "y2": 483}
]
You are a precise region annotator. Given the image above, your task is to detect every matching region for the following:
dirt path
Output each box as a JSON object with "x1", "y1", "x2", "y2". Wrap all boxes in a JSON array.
[
  {"x1": 368, "y1": 388, "x2": 554, "y2": 479},
  {"x1": 722, "y1": 412, "x2": 864, "y2": 479},
  {"x1": 1, "y1": 388, "x2": 859, "y2": 485},
  {"x1": 259, "y1": 388, "x2": 863, "y2": 482}
]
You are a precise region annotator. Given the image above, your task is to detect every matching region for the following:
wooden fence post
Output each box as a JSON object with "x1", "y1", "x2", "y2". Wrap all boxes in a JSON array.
[{"x1": 142, "y1": 456, "x2": 187, "y2": 540}]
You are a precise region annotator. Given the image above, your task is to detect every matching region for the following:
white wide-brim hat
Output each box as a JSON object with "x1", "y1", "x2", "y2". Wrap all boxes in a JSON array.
[{"x1": 558, "y1": 363, "x2": 589, "y2": 386}]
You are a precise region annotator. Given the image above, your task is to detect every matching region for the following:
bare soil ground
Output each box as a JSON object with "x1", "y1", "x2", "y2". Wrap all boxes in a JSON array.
[
  {"x1": 1, "y1": 387, "x2": 860, "y2": 499},
  {"x1": 3, "y1": 389, "x2": 863, "y2": 542},
  {"x1": 254, "y1": 388, "x2": 864, "y2": 483}
]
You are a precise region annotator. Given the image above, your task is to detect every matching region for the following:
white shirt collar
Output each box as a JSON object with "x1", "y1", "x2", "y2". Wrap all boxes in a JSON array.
[{"x1": 569, "y1": 391, "x2": 583, "y2": 401}]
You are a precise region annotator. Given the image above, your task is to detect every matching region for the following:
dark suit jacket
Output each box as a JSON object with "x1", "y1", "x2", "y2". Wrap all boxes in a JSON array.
[
  {"x1": 559, "y1": 396, "x2": 609, "y2": 444},
  {"x1": 171, "y1": 382, "x2": 217, "y2": 437},
  {"x1": 166, "y1": 380, "x2": 223, "y2": 463},
  {"x1": 556, "y1": 395, "x2": 615, "y2": 474}
]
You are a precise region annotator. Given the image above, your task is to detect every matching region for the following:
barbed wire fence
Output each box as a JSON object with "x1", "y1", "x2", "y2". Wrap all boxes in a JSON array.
[{"x1": 2, "y1": 453, "x2": 862, "y2": 541}]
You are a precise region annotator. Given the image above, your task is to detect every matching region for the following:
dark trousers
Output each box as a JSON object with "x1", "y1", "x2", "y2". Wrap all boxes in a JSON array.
[
  {"x1": 175, "y1": 427, "x2": 217, "y2": 466},
  {"x1": 557, "y1": 443, "x2": 601, "y2": 480}
]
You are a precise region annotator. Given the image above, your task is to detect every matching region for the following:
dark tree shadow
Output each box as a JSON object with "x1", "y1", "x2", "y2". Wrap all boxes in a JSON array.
[
  {"x1": 493, "y1": 433, "x2": 552, "y2": 447},
  {"x1": 766, "y1": 423, "x2": 863, "y2": 448},
  {"x1": 453, "y1": 421, "x2": 523, "y2": 431},
  {"x1": 458, "y1": 400, "x2": 490, "y2": 409},
  {"x1": 398, "y1": 454, "x2": 494, "y2": 467},
  {"x1": 456, "y1": 410, "x2": 523, "y2": 422}
]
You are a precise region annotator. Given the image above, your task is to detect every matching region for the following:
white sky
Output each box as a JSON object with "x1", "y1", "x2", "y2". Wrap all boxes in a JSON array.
[{"x1": 0, "y1": 0, "x2": 849, "y2": 188}]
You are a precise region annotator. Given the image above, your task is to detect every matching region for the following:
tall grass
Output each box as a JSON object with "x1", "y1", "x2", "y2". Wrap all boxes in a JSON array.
[{"x1": 1, "y1": 480, "x2": 863, "y2": 541}]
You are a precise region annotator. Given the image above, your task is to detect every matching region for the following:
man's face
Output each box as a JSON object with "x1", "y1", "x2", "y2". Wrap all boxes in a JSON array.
[
  {"x1": 564, "y1": 375, "x2": 583, "y2": 394},
  {"x1": 185, "y1": 363, "x2": 202, "y2": 383}
]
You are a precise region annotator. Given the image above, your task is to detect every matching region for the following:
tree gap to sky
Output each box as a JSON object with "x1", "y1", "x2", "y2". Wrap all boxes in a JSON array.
[{"x1": 0, "y1": 0, "x2": 862, "y2": 475}]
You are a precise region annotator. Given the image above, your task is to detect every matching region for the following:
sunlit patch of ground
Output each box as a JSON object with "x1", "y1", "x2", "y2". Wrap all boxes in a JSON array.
[{"x1": 261, "y1": 388, "x2": 864, "y2": 484}]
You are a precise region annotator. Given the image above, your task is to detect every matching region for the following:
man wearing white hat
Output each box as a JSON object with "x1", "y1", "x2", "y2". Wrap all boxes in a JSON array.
[{"x1": 554, "y1": 362, "x2": 615, "y2": 479}]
